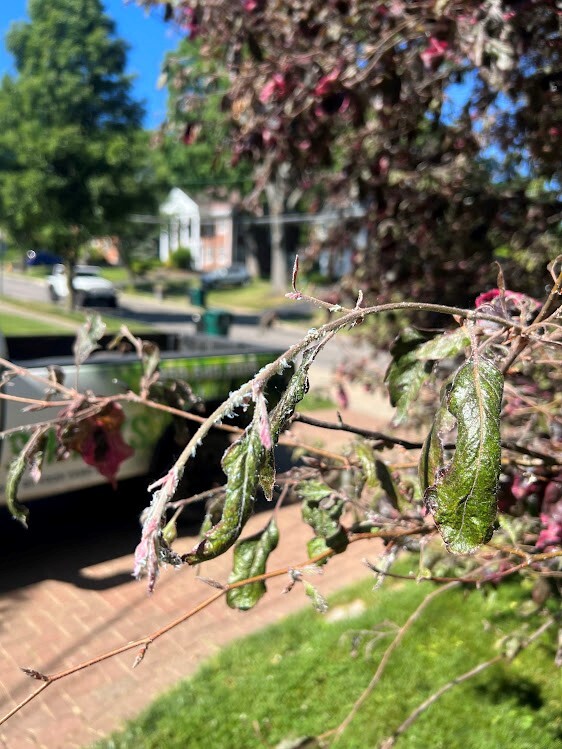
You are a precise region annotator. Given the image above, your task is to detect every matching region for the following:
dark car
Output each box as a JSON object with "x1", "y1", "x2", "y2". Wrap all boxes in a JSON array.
[
  {"x1": 200, "y1": 263, "x2": 251, "y2": 289},
  {"x1": 26, "y1": 250, "x2": 63, "y2": 267}
]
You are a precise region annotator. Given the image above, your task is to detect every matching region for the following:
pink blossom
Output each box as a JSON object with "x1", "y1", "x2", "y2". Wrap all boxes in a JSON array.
[
  {"x1": 475, "y1": 288, "x2": 541, "y2": 311},
  {"x1": 536, "y1": 509, "x2": 562, "y2": 551},
  {"x1": 79, "y1": 427, "x2": 134, "y2": 487},
  {"x1": 258, "y1": 73, "x2": 287, "y2": 103},
  {"x1": 314, "y1": 68, "x2": 341, "y2": 97},
  {"x1": 510, "y1": 473, "x2": 543, "y2": 502},
  {"x1": 420, "y1": 38, "x2": 449, "y2": 70}
]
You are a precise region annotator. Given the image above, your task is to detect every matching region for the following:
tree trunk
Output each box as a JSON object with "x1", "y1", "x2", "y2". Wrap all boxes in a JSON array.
[
  {"x1": 65, "y1": 256, "x2": 77, "y2": 310},
  {"x1": 265, "y1": 179, "x2": 287, "y2": 293}
]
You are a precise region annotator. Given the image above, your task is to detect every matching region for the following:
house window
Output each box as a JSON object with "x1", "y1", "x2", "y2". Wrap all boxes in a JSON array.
[{"x1": 201, "y1": 222, "x2": 215, "y2": 238}]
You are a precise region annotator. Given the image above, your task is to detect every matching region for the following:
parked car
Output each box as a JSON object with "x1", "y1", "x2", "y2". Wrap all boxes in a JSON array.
[
  {"x1": 200, "y1": 263, "x2": 251, "y2": 289},
  {"x1": 25, "y1": 250, "x2": 63, "y2": 267},
  {"x1": 47, "y1": 264, "x2": 118, "y2": 308}
]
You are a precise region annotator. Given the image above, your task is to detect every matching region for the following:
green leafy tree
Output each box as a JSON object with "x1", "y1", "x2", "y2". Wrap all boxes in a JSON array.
[
  {"x1": 0, "y1": 0, "x2": 156, "y2": 304},
  {"x1": 152, "y1": 38, "x2": 252, "y2": 195}
]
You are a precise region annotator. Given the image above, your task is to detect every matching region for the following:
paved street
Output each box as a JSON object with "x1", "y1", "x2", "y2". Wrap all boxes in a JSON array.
[{"x1": 1, "y1": 271, "x2": 381, "y2": 378}]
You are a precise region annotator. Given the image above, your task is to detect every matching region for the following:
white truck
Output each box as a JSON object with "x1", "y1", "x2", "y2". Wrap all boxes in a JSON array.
[
  {"x1": 47, "y1": 264, "x2": 119, "y2": 308},
  {"x1": 0, "y1": 331, "x2": 287, "y2": 505}
]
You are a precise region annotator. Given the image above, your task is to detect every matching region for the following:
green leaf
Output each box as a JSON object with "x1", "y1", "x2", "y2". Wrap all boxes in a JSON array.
[
  {"x1": 185, "y1": 426, "x2": 265, "y2": 564},
  {"x1": 299, "y1": 483, "x2": 348, "y2": 554},
  {"x1": 303, "y1": 581, "x2": 328, "y2": 613},
  {"x1": 6, "y1": 451, "x2": 29, "y2": 527},
  {"x1": 226, "y1": 518, "x2": 279, "y2": 610},
  {"x1": 418, "y1": 401, "x2": 454, "y2": 493},
  {"x1": 422, "y1": 357, "x2": 504, "y2": 554},
  {"x1": 259, "y1": 449, "x2": 275, "y2": 501},
  {"x1": 375, "y1": 459, "x2": 401, "y2": 509},
  {"x1": 384, "y1": 328, "x2": 435, "y2": 423},
  {"x1": 73, "y1": 315, "x2": 106, "y2": 366},
  {"x1": 296, "y1": 480, "x2": 332, "y2": 503},
  {"x1": 306, "y1": 536, "x2": 330, "y2": 564},
  {"x1": 414, "y1": 327, "x2": 470, "y2": 361},
  {"x1": 355, "y1": 441, "x2": 378, "y2": 488},
  {"x1": 270, "y1": 346, "x2": 318, "y2": 440}
]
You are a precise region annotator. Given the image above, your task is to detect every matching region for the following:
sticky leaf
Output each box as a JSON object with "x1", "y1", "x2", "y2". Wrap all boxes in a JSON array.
[
  {"x1": 259, "y1": 449, "x2": 275, "y2": 501},
  {"x1": 384, "y1": 328, "x2": 435, "y2": 422},
  {"x1": 423, "y1": 357, "x2": 504, "y2": 554},
  {"x1": 6, "y1": 452, "x2": 29, "y2": 527},
  {"x1": 299, "y1": 483, "x2": 348, "y2": 553},
  {"x1": 355, "y1": 441, "x2": 378, "y2": 488},
  {"x1": 226, "y1": 518, "x2": 279, "y2": 610},
  {"x1": 185, "y1": 426, "x2": 264, "y2": 564},
  {"x1": 414, "y1": 327, "x2": 470, "y2": 361},
  {"x1": 270, "y1": 346, "x2": 318, "y2": 440}
]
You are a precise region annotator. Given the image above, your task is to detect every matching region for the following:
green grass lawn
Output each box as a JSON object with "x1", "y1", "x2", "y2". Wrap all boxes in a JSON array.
[
  {"x1": 0, "y1": 297, "x2": 152, "y2": 336},
  {"x1": 93, "y1": 575, "x2": 561, "y2": 749}
]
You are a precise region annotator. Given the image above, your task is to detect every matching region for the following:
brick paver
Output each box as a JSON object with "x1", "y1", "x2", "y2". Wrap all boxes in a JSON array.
[{"x1": 0, "y1": 393, "x2": 411, "y2": 749}]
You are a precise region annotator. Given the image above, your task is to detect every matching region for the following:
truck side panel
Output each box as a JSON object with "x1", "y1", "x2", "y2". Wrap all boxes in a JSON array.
[{"x1": 0, "y1": 348, "x2": 279, "y2": 502}]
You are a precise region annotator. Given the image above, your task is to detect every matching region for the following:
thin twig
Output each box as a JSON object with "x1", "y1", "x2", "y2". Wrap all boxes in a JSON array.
[
  {"x1": 0, "y1": 357, "x2": 78, "y2": 397},
  {"x1": 0, "y1": 531, "x2": 390, "y2": 726},
  {"x1": 324, "y1": 581, "x2": 460, "y2": 744},
  {"x1": 291, "y1": 412, "x2": 560, "y2": 465},
  {"x1": 501, "y1": 268, "x2": 562, "y2": 374},
  {"x1": 379, "y1": 617, "x2": 554, "y2": 749}
]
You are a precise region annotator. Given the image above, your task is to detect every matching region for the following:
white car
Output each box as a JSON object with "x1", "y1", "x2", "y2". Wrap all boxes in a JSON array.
[{"x1": 47, "y1": 264, "x2": 118, "y2": 308}]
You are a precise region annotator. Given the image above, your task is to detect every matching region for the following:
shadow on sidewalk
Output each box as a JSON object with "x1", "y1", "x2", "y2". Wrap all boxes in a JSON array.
[{"x1": 0, "y1": 445, "x2": 298, "y2": 595}]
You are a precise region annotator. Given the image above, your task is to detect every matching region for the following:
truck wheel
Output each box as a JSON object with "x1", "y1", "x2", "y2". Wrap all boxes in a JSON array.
[
  {"x1": 75, "y1": 291, "x2": 87, "y2": 307},
  {"x1": 49, "y1": 287, "x2": 59, "y2": 302}
]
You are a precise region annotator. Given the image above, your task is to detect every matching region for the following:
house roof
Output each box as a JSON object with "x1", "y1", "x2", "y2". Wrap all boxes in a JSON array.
[{"x1": 160, "y1": 188, "x2": 200, "y2": 218}]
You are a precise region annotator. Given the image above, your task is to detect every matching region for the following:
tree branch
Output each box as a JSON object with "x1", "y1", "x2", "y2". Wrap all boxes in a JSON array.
[
  {"x1": 379, "y1": 617, "x2": 555, "y2": 748},
  {"x1": 323, "y1": 581, "x2": 460, "y2": 744}
]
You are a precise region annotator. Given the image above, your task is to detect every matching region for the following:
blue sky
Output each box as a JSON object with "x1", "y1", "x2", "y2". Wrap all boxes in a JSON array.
[{"x1": 0, "y1": 0, "x2": 182, "y2": 129}]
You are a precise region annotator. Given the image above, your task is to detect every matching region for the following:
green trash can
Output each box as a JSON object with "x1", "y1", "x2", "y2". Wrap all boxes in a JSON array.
[
  {"x1": 189, "y1": 286, "x2": 207, "y2": 307},
  {"x1": 199, "y1": 309, "x2": 233, "y2": 336}
]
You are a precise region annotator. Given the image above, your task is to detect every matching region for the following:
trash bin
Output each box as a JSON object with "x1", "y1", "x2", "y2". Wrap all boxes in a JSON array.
[
  {"x1": 189, "y1": 286, "x2": 207, "y2": 308},
  {"x1": 198, "y1": 309, "x2": 232, "y2": 336}
]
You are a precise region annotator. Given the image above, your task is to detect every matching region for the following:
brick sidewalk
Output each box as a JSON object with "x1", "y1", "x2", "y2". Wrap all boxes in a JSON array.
[
  {"x1": 0, "y1": 395, "x2": 411, "y2": 749},
  {"x1": 0, "y1": 504, "x2": 383, "y2": 749}
]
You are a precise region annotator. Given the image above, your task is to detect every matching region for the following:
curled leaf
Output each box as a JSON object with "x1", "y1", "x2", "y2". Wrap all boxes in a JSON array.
[
  {"x1": 226, "y1": 518, "x2": 279, "y2": 610},
  {"x1": 259, "y1": 449, "x2": 276, "y2": 501},
  {"x1": 299, "y1": 482, "x2": 348, "y2": 554},
  {"x1": 6, "y1": 452, "x2": 29, "y2": 527},
  {"x1": 385, "y1": 328, "x2": 435, "y2": 423},
  {"x1": 270, "y1": 346, "x2": 317, "y2": 440},
  {"x1": 422, "y1": 357, "x2": 504, "y2": 554},
  {"x1": 185, "y1": 426, "x2": 264, "y2": 564},
  {"x1": 355, "y1": 441, "x2": 378, "y2": 488},
  {"x1": 6, "y1": 426, "x2": 50, "y2": 526},
  {"x1": 73, "y1": 314, "x2": 106, "y2": 366}
]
